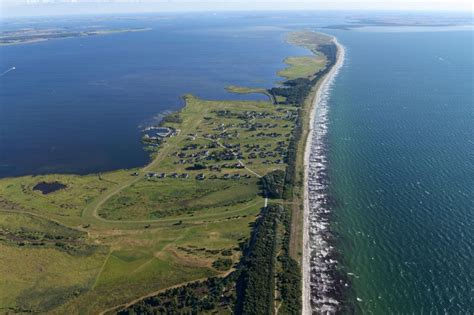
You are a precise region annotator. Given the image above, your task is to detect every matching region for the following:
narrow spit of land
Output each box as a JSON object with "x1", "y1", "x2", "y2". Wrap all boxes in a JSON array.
[
  {"x1": 0, "y1": 31, "x2": 339, "y2": 314},
  {"x1": 0, "y1": 27, "x2": 152, "y2": 46}
]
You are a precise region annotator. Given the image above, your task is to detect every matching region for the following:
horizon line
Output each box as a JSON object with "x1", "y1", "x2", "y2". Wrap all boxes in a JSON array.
[{"x1": 1, "y1": 8, "x2": 473, "y2": 19}]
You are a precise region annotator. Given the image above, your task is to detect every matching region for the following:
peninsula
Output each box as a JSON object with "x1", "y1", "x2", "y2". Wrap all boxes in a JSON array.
[
  {"x1": 0, "y1": 31, "x2": 341, "y2": 314},
  {"x1": 0, "y1": 27, "x2": 152, "y2": 46}
]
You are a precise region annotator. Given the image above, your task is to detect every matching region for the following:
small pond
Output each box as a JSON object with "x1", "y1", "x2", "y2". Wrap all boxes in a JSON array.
[{"x1": 33, "y1": 181, "x2": 67, "y2": 194}]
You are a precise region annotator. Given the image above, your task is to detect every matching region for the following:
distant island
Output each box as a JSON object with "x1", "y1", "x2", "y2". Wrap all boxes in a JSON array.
[
  {"x1": 324, "y1": 16, "x2": 473, "y2": 30},
  {"x1": 0, "y1": 27, "x2": 152, "y2": 46}
]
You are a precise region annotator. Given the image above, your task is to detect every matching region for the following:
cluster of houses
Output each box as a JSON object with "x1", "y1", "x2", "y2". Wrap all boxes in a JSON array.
[
  {"x1": 173, "y1": 148, "x2": 240, "y2": 166},
  {"x1": 141, "y1": 108, "x2": 297, "y2": 181},
  {"x1": 214, "y1": 110, "x2": 235, "y2": 118},
  {"x1": 238, "y1": 122, "x2": 278, "y2": 130},
  {"x1": 237, "y1": 110, "x2": 273, "y2": 120},
  {"x1": 240, "y1": 109, "x2": 297, "y2": 122},
  {"x1": 145, "y1": 172, "x2": 189, "y2": 179},
  {"x1": 143, "y1": 172, "x2": 247, "y2": 181},
  {"x1": 213, "y1": 109, "x2": 297, "y2": 123},
  {"x1": 243, "y1": 142, "x2": 287, "y2": 162},
  {"x1": 254, "y1": 131, "x2": 283, "y2": 138},
  {"x1": 203, "y1": 130, "x2": 239, "y2": 141},
  {"x1": 209, "y1": 162, "x2": 245, "y2": 172},
  {"x1": 213, "y1": 123, "x2": 230, "y2": 132}
]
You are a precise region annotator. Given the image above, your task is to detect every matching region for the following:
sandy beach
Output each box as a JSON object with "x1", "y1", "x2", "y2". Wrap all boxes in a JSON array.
[{"x1": 302, "y1": 37, "x2": 345, "y2": 315}]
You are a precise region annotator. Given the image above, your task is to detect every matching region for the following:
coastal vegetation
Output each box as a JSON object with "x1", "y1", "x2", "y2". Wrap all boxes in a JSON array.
[
  {"x1": 0, "y1": 30, "x2": 337, "y2": 313},
  {"x1": 278, "y1": 55, "x2": 326, "y2": 80},
  {"x1": 236, "y1": 204, "x2": 280, "y2": 314},
  {"x1": 225, "y1": 85, "x2": 274, "y2": 100},
  {"x1": 260, "y1": 170, "x2": 286, "y2": 199}
]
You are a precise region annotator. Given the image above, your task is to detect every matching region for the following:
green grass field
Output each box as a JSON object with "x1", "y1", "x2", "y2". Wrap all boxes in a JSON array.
[
  {"x1": 278, "y1": 55, "x2": 326, "y2": 80},
  {"x1": 99, "y1": 178, "x2": 259, "y2": 220},
  {"x1": 0, "y1": 30, "x2": 329, "y2": 313}
]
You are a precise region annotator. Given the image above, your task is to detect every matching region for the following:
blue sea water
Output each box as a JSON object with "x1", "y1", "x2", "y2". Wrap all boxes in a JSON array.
[{"x1": 325, "y1": 29, "x2": 473, "y2": 312}]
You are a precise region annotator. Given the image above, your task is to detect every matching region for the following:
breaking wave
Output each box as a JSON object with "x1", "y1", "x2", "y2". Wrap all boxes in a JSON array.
[{"x1": 306, "y1": 44, "x2": 347, "y2": 314}]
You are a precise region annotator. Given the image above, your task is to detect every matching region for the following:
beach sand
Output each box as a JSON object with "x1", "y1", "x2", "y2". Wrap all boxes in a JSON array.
[{"x1": 302, "y1": 37, "x2": 345, "y2": 315}]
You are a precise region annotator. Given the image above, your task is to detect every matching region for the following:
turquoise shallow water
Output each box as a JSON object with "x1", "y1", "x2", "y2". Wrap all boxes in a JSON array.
[{"x1": 326, "y1": 30, "x2": 473, "y2": 312}]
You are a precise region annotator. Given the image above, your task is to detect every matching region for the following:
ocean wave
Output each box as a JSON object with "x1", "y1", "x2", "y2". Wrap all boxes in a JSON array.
[{"x1": 306, "y1": 44, "x2": 347, "y2": 314}]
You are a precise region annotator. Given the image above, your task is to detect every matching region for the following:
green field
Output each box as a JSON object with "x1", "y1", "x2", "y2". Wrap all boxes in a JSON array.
[
  {"x1": 0, "y1": 31, "x2": 332, "y2": 313},
  {"x1": 278, "y1": 55, "x2": 326, "y2": 80},
  {"x1": 99, "y1": 178, "x2": 259, "y2": 220}
]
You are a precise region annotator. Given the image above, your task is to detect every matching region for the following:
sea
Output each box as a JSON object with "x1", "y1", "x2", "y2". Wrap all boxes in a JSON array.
[
  {"x1": 322, "y1": 28, "x2": 474, "y2": 313},
  {"x1": 1, "y1": 12, "x2": 473, "y2": 313}
]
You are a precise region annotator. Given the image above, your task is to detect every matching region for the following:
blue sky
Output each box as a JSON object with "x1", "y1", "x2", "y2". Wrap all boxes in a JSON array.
[{"x1": 1, "y1": 0, "x2": 472, "y2": 17}]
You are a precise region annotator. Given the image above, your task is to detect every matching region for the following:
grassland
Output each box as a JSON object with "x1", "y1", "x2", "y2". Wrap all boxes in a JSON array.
[
  {"x1": 0, "y1": 30, "x2": 335, "y2": 313},
  {"x1": 278, "y1": 56, "x2": 326, "y2": 80},
  {"x1": 225, "y1": 85, "x2": 276, "y2": 103},
  {"x1": 99, "y1": 178, "x2": 259, "y2": 220}
]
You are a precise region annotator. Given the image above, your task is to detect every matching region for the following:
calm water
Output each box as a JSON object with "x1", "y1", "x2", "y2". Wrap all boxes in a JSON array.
[
  {"x1": 327, "y1": 29, "x2": 473, "y2": 312},
  {"x1": 0, "y1": 14, "x2": 311, "y2": 178}
]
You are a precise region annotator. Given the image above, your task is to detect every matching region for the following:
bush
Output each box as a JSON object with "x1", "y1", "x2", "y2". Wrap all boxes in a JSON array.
[
  {"x1": 221, "y1": 249, "x2": 233, "y2": 256},
  {"x1": 260, "y1": 170, "x2": 286, "y2": 199},
  {"x1": 212, "y1": 258, "x2": 233, "y2": 271},
  {"x1": 161, "y1": 112, "x2": 182, "y2": 124},
  {"x1": 185, "y1": 163, "x2": 207, "y2": 170}
]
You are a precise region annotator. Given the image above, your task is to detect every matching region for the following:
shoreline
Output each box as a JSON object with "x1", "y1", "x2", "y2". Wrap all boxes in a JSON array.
[{"x1": 302, "y1": 37, "x2": 345, "y2": 314}]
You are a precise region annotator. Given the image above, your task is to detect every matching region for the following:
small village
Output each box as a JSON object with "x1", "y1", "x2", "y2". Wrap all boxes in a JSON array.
[{"x1": 139, "y1": 105, "x2": 298, "y2": 180}]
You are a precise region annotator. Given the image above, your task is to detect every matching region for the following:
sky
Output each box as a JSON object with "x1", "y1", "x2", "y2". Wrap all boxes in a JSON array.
[{"x1": 1, "y1": 0, "x2": 473, "y2": 17}]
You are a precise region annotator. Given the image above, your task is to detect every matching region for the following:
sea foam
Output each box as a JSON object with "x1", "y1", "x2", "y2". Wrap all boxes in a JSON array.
[{"x1": 305, "y1": 42, "x2": 346, "y2": 314}]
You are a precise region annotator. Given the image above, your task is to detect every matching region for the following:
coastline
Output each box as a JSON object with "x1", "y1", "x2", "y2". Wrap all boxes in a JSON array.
[{"x1": 302, "y1": 37, "x2": 345, "y2": 314}]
